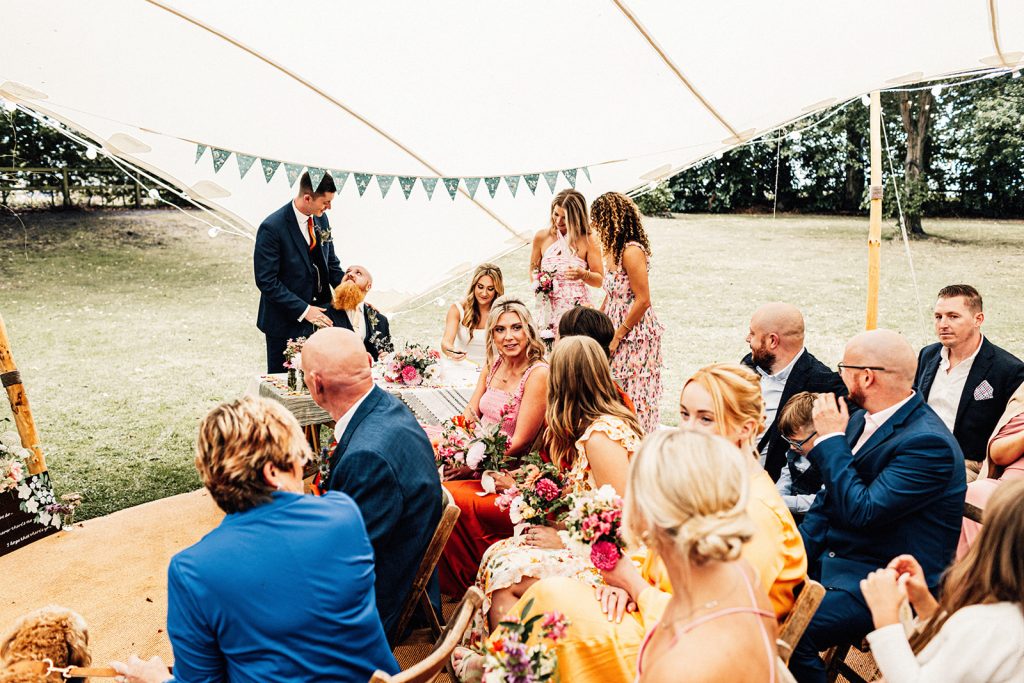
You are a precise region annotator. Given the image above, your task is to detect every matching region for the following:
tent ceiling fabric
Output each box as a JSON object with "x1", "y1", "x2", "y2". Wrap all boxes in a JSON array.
[{"x1": 2, "y1": 1, "x2": 1021, "y2": 310}]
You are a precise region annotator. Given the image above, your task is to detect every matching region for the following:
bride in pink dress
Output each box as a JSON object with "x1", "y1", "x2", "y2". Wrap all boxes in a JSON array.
[{"x1": 530, "y1": 189, "x2": 603, "y2": 341}]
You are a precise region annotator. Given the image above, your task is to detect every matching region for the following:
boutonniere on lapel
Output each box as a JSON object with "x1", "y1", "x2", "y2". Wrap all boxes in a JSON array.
[
  {"x1": 366, "y1": 305, "x2": 380, "y2": 329},
  {"x1": 316, "y1": 224, "x2": 333, "y2": 244}
]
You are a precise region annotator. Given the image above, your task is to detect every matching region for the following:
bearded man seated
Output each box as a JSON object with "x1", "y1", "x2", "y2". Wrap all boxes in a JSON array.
[{"x1": 327, "y1": 265, "x2": 393, "y2": 359}]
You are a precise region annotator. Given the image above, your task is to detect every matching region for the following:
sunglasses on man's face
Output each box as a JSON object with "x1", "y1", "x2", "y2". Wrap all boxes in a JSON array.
[{"x1": 781, "y1": 430, "x2": 817, "y2": 451}]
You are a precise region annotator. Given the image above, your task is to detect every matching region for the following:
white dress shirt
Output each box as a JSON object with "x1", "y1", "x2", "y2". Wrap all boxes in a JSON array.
[
  {"x1": 757, "y1": 348, "x2": 806, "y2": 432},
  {"x1": 346, "y1": 303, "x2": 366, "y2": 340},
  {"x1": 333, "y1": 386, "x2": 374, "y2": 443},
  {"x1": 292, "y1": 203, "x2": 313, "y2": 322},
  {"x1": 927, "y1": 336, "x2": 983, "y2": 432},
  {"x1": 818, "y1": 392, "x2": 916, "y2": 453}
]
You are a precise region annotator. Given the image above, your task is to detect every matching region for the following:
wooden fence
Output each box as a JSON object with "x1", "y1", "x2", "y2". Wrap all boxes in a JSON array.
[{"x1": 0, "y1": 166, "x2": 146, "y2": 208}]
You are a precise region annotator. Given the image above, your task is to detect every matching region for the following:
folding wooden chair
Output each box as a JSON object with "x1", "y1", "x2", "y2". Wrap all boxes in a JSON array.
[
  {"x1": 370, "y1": 587, "x2": 483, "y2": 683},
  {"x1": 389, "y1": 486, "x2": 461, "y2": 643},
  {"x1": 964, "y1": 501, "x2": 984, "y2": 524},
  {"x1": 776, "y1": 579, "x2": 826, "y2": 665}
]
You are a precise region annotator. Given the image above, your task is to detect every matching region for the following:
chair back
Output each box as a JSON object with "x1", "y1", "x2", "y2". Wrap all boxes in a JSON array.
[
  {"x1": 964, "y1": 501, "x2": 984, "y2": 524},
  {"x1": 777, "y1": 579, "x2": 826, "y2": 664},
  {"x1": 369, "y1": 586, "x2": 484, "y2": 683},
  {"x1": 388, "y1": 486, "x2": 461, "y2": 642}
]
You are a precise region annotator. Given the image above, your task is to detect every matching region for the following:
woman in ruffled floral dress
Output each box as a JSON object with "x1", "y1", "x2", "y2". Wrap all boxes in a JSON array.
[
  {"x1": 529, "y1": 189, "x2": 603, "y2": 342},
  {"x1": 471, "y1": 335, "x2": 642, "y2": 636},
  {"x1": 591, "y1": 192, "x2": 664, "y2": 433}
]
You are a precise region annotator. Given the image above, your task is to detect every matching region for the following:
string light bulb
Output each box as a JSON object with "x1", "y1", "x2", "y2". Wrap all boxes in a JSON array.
[
  {"x1": 148, "y1": 188, "x2": 160, "y2": 200},
  {"x1": 208, "y1": 227, "x2": 220, "y2": 237},
  {"x1": 1013, "y1": 71, "x2": 1021, "y2": 79},
  {"x1": 790, "y1": 131, "x2": 802, "y2": 142},
  {"x1": 930, "y1": 84, "x2": 943, "y2": 96},
  {"x1": 2, "y1": 98, "x2": 18, "y2": 113},
  {"x1": 861, "y1": 94, "x2": 871, "y2": 107},
  {"x1": 84, "y1": 146, "x2": 98, "y2": 160}
]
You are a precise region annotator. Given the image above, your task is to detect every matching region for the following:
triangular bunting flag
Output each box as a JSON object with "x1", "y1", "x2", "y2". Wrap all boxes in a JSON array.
[
  {"x1": 442, "y1": 177, "x2": 460, "y2": 200},
  {"x1": 484, "y1": 177, "x2": 501, "y2": 198},
  {"x1": 464, "y1": 177, "x2": 481, "y2": 199},
  {"x1": 307, "y1": 167, "x2": 326, "y2": 191},
  {"x1": 236, "y1": 154, "x2": 257, "y2": 179},
  {"x1": 261, "y1": 159, "x2": 281, "y2": 182},
  {"x1": 563, "y1": 168, "x2": 577, "y2": 188},
  {"x1": 524, "y1": 174, "x2": 540, "y2": 194},
  {"x1": 354, "y1": 173, "x2": 373, "y2": 196},
  {"x1": 331, "y1": 170, "x2": 350, "y2": 192},
  {"x1": 284, "y1": 163, "x2": 304, "y2": 187},
  {"x1": 543, "y1": 171, "x2": 559, "y2": 193},
  {"x1": 377, "y1": 175, "x2": 395, "y2": 198},
  {"x1": 211, "y1": 148, "x2": 232, "y2": 173},
  {"x1": 195, "y1": 144, "x2": 207, "y2": 163},
  {"x1": 582, "y1": 166, "x2": 591, "y2": 182},
  {"x1": 421, "y1": 177, "x2": 438, "y2": 199},
  {"x1": 504, "y1": 175, "x2": 520, "y2": 197},
  {"x1": 398, "y1": 176, "x2": 417, "y2": 199}
]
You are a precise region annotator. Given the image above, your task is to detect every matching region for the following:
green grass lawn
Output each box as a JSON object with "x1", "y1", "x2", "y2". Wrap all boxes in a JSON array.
[{"x1": 2, "y1": 209, "x2": 1022, "y2": 520}]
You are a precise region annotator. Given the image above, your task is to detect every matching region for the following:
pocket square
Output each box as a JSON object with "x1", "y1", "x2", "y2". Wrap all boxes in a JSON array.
[{"x1": 974, "y1": 380, "x2": 994, "y2": 401}]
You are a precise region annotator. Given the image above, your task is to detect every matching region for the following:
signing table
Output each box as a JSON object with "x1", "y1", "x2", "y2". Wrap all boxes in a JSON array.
[{"x1": 251, "y1": 359, "x2": 479, "y2": 448}]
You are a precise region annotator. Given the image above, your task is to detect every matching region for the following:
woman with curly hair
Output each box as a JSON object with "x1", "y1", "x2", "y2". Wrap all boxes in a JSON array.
[{"x1": 591, "y1": 192, "x2": 664, "y2": 433}]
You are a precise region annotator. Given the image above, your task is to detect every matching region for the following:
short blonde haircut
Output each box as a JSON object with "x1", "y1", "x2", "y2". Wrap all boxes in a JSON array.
[
  {"x1": 484, "y1": 295, "x2": 547, "y2": 370},
  {"x1": 684, "y1": 363, "x2": 766, "y2": 454},
  {"x1": 625, "y1": 430, "x2": 754, "y2": 565},
  {"x1": 195, "y1": 396, "x2": 311, "y2": 514},
  {"x1": 546, "y1": 336, "x2": 642, "y2": 470}
]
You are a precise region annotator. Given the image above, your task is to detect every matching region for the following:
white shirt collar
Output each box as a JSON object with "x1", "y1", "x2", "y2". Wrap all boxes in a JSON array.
[
  {"x1": 333, "y1": 385, "x2": 374, "y2": 442},
  {"x1": 939, "y1": 334, "x2": 983, "y2": 367},
  {"x1": 756, "y1": 347, "x2": 805, "y2": 382},
  {"x1": 865, "y1": 391, "x2": 916, "y2": 429},
  {"x1": 292, "y1": 202, "x2": 311, "y2": 233}
]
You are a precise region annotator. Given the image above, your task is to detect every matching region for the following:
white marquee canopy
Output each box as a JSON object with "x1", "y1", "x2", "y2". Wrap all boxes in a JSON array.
[{"x1": 2, "y1": 1, "x2": 1022, "y2": 308}]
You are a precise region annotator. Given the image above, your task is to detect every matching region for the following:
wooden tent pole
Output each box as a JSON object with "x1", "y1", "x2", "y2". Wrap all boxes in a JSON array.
[
  {"x1": 866, "y1": 91, "x2": 883, "y2": 330},
  {"x1": 0, "y1": 313, "x2": 47, "y2": 474}
]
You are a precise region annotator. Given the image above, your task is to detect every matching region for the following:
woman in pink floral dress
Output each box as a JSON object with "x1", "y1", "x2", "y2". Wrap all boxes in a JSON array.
[
  {"x1": 529, "y1": 189, "x2": 603, "y2": 341},
  {"x1": 591, "y1": 192, "x2": 664, "y2": 433}
]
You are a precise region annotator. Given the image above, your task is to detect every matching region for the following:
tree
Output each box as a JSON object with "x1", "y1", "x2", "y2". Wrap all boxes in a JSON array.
[{"x1": 897, "y1": 90, "x2": 934, "y2": 235}]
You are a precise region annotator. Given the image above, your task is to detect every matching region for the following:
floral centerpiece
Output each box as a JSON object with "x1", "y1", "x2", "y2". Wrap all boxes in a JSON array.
[
  {"x1": 495, "y1": 458, "x2": 571, "y2": 526},
  {"x1": 559, "y1": 484, "x2": 626, "y2": 570},
  {"x1": 283, "y1": 336, "x2": 307, "y2": 391},
  {"x1": 381, "y1": 342, "x2": 441, "y2": 387},
  {"x1": 480, "y1": 599, "x2": 569, "y2": 683}
]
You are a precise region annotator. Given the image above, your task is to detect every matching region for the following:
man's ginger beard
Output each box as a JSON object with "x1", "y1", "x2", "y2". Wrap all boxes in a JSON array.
[{"x1": 332, "y1": 280, "x2": 367, "y2": 311}]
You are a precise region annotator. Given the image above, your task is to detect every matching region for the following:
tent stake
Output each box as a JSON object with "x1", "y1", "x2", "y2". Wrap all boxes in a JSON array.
[
  {"x1": 866, "y1": 91, "x2": 883, "y2": 330},
  {"x1": 0, "y1": 313, "x2": 47, "y2": 474}
]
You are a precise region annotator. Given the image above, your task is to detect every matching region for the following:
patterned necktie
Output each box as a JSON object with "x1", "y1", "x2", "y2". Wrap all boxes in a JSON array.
[{"x1": 306, "y1": 216, "x2": 317, "y2": 252}]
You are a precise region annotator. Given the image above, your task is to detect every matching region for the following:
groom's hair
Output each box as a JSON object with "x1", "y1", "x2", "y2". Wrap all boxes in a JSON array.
[{"x1": 299, "y1": 171, "x2": 337, "y2": 197}]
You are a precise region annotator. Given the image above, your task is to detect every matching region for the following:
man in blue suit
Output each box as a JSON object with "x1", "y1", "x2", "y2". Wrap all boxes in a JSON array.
[
  {"x1": 790, "y1": 329, "x2": 966, "y2": 682},
  {"x1": 254, "y1": 171, "x2": 344, "y2": 373},
  {"x1": 302, "y1": 328, "x2": 443, "y2": 644}
]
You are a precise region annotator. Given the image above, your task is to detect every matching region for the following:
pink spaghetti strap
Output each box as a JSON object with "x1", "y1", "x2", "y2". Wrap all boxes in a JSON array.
[
  {"x1": 512, "y1": 361, "x2": 547, "y2": 403},
  {"x1": 485, "y1": 356, "x2": 503, "y2": 385}
]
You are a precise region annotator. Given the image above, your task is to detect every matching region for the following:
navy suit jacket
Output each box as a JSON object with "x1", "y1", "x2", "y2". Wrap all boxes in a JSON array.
[
  {"x1": 324, "y1": 386, "x2": 442, "y2": 642},
  {"x1": 915, "y1": 338, "x2": 1024, "y2": 461},
  {"x1": 326, "y1": 304, "x2": 393, "y2": 360},
  {"x1": 742, "y1": 350, "x2": 849, "y2": 481},
  {"x1": 800, "y1": 393, "x2": 965, "y2": 601},
  {"x1": 254, "y1": 202, "x2": 343, "y2": 338}
]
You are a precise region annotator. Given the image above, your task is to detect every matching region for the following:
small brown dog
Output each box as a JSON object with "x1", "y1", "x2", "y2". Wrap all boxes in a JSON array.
[{"x1": 0, "y1": 606, "x2": 91, "y2": 683}]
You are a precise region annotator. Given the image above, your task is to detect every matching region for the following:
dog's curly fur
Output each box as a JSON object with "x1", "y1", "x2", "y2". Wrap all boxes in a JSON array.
[{"x1": 0, "y1": 606, "x2": 91, "y2": 683}]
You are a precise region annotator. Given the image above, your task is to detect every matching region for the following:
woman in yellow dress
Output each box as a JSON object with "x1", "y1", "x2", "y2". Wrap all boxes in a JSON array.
[{"x1": 454, "y1": 363, "x2": 806, "y2": 682}]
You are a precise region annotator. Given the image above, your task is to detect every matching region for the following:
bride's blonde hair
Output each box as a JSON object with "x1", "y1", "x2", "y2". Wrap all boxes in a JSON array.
[
  {"x1": 549, "y1": 189, "x2": 590, "y2": 254},
  {"x1": 624, "y1": 430, "x2": 754, "y2": 565}
]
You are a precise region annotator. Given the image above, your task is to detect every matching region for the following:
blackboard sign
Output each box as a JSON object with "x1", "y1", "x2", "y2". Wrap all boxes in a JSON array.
[{"x1": 0, "y1": 472, "x2": 60, "y2": 557}]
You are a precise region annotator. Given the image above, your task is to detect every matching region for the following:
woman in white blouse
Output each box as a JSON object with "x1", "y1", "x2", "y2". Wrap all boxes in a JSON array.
[
  {"x1": 860, "y1": 477, "x2": 1024, "y2": 683},
  {"x1": 441, "y1": 263, "x2": 503, "y2": 366}
]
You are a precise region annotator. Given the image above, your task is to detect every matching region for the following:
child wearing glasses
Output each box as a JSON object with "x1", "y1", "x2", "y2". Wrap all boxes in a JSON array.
[{"x1": 776, "y1": 391, "x2": 824, "y2": 522}]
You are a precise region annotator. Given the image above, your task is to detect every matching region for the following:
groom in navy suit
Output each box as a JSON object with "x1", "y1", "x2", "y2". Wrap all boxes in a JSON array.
[
  {"x1": 302, "y1": 328, "x2": 442, "y2": 643},
  {"x1": 254, "y1": 171, "x2": 344, "y2": 373},
  {"x1": 789, "y1": 329, "x2": 965, "y2": 683}
]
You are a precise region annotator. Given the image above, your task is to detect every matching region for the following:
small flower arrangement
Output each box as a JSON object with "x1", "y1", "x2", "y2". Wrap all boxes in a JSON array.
[
  {"x1": 283, "y1": 337, "x2": 307, "y2": 370},
  {"x1": 559, "y1": 484, "x2": 626, "y2": 570},
  {"x1": 533, "y1": 268, "x2": 557, "y2": 296},
  {"x1": 1, "y1": 428, "x2": 29, "y2": 494},
  {"x1": 434, "y1": 416, "x2": 474, "y2": 472},
  {"x1": 465, "y1": 409, "x2": 511, "y2": 472},
  {"x1": 480, "y1": 599, "x2": 568, "y2": 683},
  {"x1": 496, "y1": 458, "x2": 571, "y2": 526},
  {"x1": 381, "y1": 342, "x2": 441, "y2": 386}
]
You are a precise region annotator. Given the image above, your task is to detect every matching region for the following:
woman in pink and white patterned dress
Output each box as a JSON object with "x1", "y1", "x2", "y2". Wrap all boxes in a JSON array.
[
  {"x1": 529, "y1": 189, "x2": 603, "y2": 342},
  {"x1": 591, "y1": 192, "x2": 664, "y2": 434}
]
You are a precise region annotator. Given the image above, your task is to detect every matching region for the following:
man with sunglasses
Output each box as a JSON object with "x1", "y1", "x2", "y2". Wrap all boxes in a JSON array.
[{"x1": 788, "y1": 328, "x2": 965, "y2": 683}]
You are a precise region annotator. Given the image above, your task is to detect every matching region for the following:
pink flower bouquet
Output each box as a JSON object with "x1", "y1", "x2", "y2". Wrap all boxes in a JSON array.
[
  {"x1": 495, "y1": 460, "x2": 570, "y2": 526},
  {"x1": 433, "y1": 416, "x2": 474, "y2": 472},
  {"x1": 558, "y1": 485, "x2": 626, "y2": 571},
  {"x1": 532, "y1": 268, "x2": 557, "y2": 295},
  {"x1": 380, "y1": 342, "x2": 442, "y2": 386}
]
